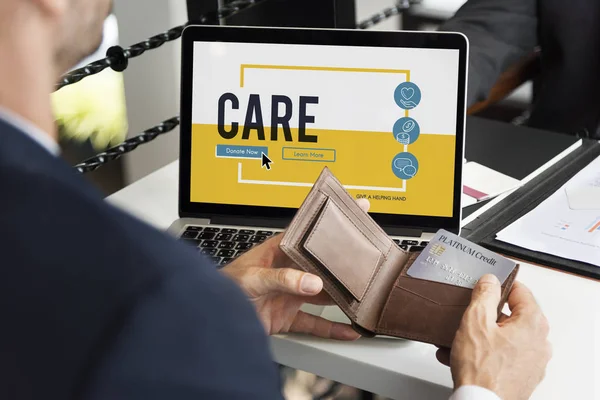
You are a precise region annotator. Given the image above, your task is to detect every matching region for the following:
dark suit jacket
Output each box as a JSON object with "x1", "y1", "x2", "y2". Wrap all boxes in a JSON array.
[
  {"x1": 441, "y1": 0, "x2": 600, "y2": 138},
  {"x1": 0, "y1": 118, "x2": 283, "y2": 400}
]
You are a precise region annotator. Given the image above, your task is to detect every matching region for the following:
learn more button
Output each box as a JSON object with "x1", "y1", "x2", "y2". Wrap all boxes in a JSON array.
[
  {"x1": 216, "y1": 144, "x2": 268, "y2": 159},
  {"x1": 282, "y1": 148, "x2": 336, "y2": 162}
]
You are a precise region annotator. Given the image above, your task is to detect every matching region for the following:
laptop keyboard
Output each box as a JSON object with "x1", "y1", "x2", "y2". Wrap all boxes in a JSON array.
[
  {"x1": 178, "y1": 225, "x2": 430, "y2": 268},
  {"x1": 178, "y1": 225, "x2": 279, "y2": 267}
]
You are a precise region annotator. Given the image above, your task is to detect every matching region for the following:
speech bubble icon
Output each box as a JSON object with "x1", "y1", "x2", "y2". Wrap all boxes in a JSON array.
[
  {"x1": 394, "y1": 158, "x2": 413, "y2": 170},
  {"x1": 404, "y1": 165, "x2": 417, "y2": 177}
]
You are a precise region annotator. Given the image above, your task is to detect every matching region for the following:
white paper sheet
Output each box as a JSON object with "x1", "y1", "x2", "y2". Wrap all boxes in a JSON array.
[{"x1": 496, "y1": 155, "x2": 600, "y2": 267}]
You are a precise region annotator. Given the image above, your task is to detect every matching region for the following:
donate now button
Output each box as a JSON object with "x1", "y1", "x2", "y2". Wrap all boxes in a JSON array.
[
  {"x1": 216, "y1": 144, "x2": 268, "y2": 159},
  {"x1": 282, "y1": 148, "x2": 336, "y2": 162}
]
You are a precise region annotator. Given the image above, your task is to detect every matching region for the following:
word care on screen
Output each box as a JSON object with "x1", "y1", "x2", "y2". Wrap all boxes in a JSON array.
[{"x1": 190, "y1": 41, "x2": 460, "y2": 218}]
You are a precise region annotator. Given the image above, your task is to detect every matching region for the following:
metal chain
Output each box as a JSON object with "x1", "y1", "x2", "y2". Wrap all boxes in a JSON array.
[
  {"x1": 73, "y1": 1, "x2": 418, "y2": 173},
  {"x1": 356, "y1": 0, "x2": 421, "y2": 29},
  {"x1": 56, "y1": 0, "x2": 266, "y2": 91},
  {"x1": 73, "y1": 117, "x2": 180, "y2": 174}
]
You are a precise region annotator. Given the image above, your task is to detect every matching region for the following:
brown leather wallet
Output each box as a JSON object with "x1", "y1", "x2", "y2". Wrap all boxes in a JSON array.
[{"x1": 280, "y1": 167, "x2": 519, "y2": 348}]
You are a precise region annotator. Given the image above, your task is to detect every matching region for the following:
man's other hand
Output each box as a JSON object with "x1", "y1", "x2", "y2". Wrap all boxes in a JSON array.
[
  {"x1": 438, "y1": 275, "x2": 552, "y2": 400},
  {"x1": 220, "y1": 199, "x2": 370, "y2": 341}
]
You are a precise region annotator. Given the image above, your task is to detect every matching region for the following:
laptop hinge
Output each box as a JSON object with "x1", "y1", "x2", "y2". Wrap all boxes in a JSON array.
[
  {"x1": 383, "y1": 226, "x2": 424, "y2": 237},
  {"x1": 210, "y1": 215, "x2": 290, "y2": 229}
]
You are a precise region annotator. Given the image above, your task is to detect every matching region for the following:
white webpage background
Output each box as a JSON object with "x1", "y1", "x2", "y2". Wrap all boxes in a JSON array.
[{"x1": 192, "y1": 41, "x2": 460, "y2": 135}]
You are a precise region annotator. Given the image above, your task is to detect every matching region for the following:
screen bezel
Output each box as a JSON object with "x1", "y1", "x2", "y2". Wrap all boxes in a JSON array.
[{"x1": 179, "y1": 25, "x2": 468, "y2": 233}]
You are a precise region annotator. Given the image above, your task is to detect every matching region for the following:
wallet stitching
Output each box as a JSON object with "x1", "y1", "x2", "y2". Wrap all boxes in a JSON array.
[
  {"x1": 325, "y1": 182, "x2": 392, "y2": 253},
  {"x1": 305, "y1": 200, "x2": 382, "y2": 301},
  {"x1": 293, "y1": 194, "x2": 359, "y2": 319},
  {"x1": 393, "y1": 286, "x2": 471, "y2": 306},
  {"x1": 287, "y1": 238, "x2": 357, "y2": 321},
  {"x1": 281, "y1": 182, "x2": 359, "y2": 321},
  {"x1": 375, "y1": 268, "x2": 520, "y2": 345},
  {"x1": 328, "y1": 196, "x2": 385, "y2": 253}
]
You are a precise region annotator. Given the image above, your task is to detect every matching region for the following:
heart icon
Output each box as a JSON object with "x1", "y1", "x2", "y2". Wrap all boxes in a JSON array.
[{"x1": 401, "y1": 87, "x2": 415, "y2": 100}]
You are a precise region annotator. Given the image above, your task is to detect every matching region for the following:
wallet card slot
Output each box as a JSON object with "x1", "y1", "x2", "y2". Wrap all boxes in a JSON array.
[
  {"x1": 394, "y1": 252, "x2": 472, "y2": 306},
  {"x1": 375, "y1": 284, "x2": 467, "y2": 348},
  {"x1": 393, "y1": 274, "x2": 472, "y2": 307},
  {"x1": 302, "y1": 198, "x2": 384, "y2": 302}
]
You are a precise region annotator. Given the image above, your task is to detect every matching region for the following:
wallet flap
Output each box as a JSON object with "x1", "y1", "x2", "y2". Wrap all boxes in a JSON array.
[
  {"x1": 303, "y1": 199, "x2": 383, "y2": 301},
  {"x1": 280, "y1": 167, "x2": 400, "y2": 330}
]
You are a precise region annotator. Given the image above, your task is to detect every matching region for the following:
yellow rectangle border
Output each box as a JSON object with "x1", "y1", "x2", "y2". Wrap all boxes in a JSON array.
[{"x1": 239, "y1": 64, "x2": 411, "y2": 118}]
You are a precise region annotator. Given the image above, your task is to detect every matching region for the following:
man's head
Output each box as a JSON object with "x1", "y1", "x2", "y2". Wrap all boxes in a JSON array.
[
  {"x1": 46, "y1": 0, "x2": 112, "y2": 73},
  {"x1": 0, "y1": 0, "x2": 111, "y2": 75},
  {"x1": 0, "y1": 0, "x2": 112, "y2": 134}
]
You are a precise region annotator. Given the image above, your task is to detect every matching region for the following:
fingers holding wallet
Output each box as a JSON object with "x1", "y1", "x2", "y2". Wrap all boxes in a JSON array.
[{"x1": 450, "y1": 275, "x2": 552, "y2": 400}]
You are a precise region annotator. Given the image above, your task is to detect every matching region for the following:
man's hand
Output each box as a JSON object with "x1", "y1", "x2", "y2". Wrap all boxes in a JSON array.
[
  {"x1": 220, "y1": 199, "x2": 370, "y2": 341},
  {"x1": 438, "y1": 275, "x2": 552, "y2": 400}
]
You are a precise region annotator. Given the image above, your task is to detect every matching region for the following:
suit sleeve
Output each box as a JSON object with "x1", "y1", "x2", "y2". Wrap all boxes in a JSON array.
[
  {"x1": 83, "y1": 263, "x2": 285, "y2": 400},
  {"x1": 439, "y1": 0, "x2": 539, "y2": 105}
]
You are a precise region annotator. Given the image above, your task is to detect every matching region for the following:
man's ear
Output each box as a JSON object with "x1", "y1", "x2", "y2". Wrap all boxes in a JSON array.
[{"x1": 31, "y1": 0, "x2": 68, "y2": 18}]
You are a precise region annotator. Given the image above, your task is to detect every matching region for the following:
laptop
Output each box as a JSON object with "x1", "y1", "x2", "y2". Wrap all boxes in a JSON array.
[{"x1": 168, "y1": 25, "x2": 468, "y2": 268}]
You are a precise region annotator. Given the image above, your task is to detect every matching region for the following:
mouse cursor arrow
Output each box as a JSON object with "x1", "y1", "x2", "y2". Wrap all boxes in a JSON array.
[{"x1": 261, "y1": 153, "x2": 273, "y2": 171}]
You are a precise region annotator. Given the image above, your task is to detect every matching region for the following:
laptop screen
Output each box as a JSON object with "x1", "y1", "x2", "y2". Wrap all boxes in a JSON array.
[{"x1": 181, "y1": 28, "x2": 467, "y2": 231}]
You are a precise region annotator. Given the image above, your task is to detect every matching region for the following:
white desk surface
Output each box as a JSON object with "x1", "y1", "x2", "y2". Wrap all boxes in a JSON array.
[{"x1": 107, "y1": 160, "x2": 600, "y2": 400}]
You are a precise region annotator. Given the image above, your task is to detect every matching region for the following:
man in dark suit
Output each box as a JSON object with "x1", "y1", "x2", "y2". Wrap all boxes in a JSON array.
[
  {"x1": 0, "y1": 1, "x2": 550, "y2": 399},
  {"x1": 441, "y1": 0, "x2": 600, "y2": 139}
]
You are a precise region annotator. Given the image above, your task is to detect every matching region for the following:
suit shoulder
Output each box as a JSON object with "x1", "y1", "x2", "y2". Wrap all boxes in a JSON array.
[{"x1": 84, "y1": 254, "x2": 284, "y2": 400}]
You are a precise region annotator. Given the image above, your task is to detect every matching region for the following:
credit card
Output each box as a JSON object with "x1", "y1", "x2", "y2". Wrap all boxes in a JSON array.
[{"x1": 407, "y1": 230, "x2": 517, "y2": 288}]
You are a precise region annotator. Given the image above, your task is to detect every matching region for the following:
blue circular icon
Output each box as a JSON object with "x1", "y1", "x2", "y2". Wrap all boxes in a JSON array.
[
  {"x1": 394, "y1": 82, "x2": 422, "y2": 110},
  {"x1": 393, "y1": 117, "x2": 420, "y2": 145},
  {"x1": 392, "y1": 152, "x2": 419, "y2": 180}
]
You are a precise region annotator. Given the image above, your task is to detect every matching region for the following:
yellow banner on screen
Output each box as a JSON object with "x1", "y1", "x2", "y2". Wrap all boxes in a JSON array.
[{"x1": 191, "y1": 124, "x2": 456, "y2": 217}]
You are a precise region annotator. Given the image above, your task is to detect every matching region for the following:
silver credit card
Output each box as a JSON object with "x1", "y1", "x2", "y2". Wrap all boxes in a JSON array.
[{"x1": 407, "y1": 230, "x2": 517, "y2": 288}]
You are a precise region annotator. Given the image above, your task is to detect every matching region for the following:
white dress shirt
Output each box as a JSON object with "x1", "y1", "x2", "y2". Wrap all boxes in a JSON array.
[
  {"x1": 0, "y1": 107, "x2": 60, "y2": 156},
  {"x1": 451, "y1": 385, "x2": 501, "y2": 400}
]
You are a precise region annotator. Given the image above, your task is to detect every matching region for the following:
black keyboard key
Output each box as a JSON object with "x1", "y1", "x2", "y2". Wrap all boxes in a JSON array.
[
  {"x1": 204, "y1": 227, "x2": 221, "y2": 233},
  {"x1": 201, "y1": 248, "x2": 218, "y2": 256},
  {"x1": 402, "y1": 240, "x2": 419, "y2": 246},
  {"x1": 218, "y1": 241, "x2": 235, "y2": 249},
  {"x1": 181, "y1": 231, "x2": 198, "y2": 239},
  {"x1": 234, "y1": 250, "x2": 246, "y2": 257},
  {"x1": 215, "y1": 233, "x2": 232, "y2": 241},
  {"x1": 185, "y1": 226, "x2": 203, "y2": 232},
  {"x1": 257, "y1": 231, "x2": 274, "y2": 236},
  {"x1": 217, "y1": 250, "x2": 236, "y2": 258},
  {"x1": 235, "y1": 242, "x2": 253, "y2": 250},
  {"x1": 400, "y1": 244, "x2": 409, "y2": 251},
  {"x1": 239, "y1": 229, "x2": 256, "y2": 235},
  {"x1": 233, "y1": 234, "x2": 250, "y2": 242},
  {"x1": 198, "y1": 232, "x2": 216, "y2": 240},
  {"x1": 420, "y1": 241, "x2": 430, "y2": 246},
  {"x1": 222, "y1": 228, "x2": 238, "y2": 234},
  {"x1": 249, "y1": 235, "x2": 267, "y2": 244},
  {"x1": 393, "y1": 239, "x2": 400, "y2": 244},
  {"x1": 201, "y1": 240, "x2": 218, "y2": 249},
  {"x1": 209, "y1": 256, "x2": 222, "y2": 264},
  {"x1": 220, "y1": 258, "x2": 233, "y2": 265},
  {"x1": 410, "y1": 246, "x2": 425, "y2": 253}
]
